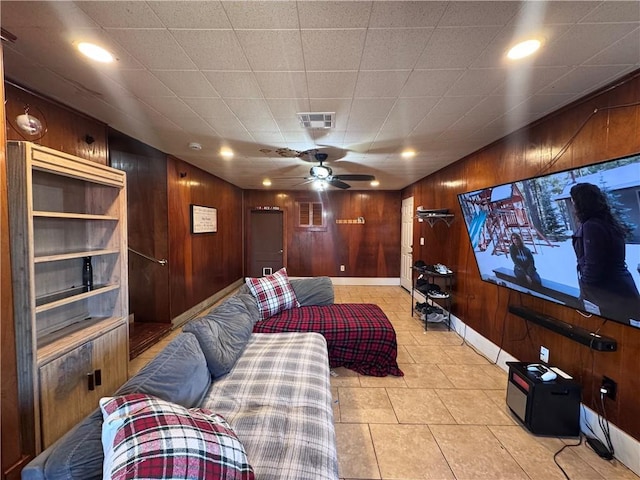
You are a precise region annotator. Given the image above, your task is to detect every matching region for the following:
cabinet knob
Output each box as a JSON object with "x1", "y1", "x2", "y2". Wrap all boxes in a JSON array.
[
  {"x1": 87, "y1": 373, "x2": 95, "y2": 391},
  {"x1": 94, "y1": 369, "x2": 102, "y2": 386}
]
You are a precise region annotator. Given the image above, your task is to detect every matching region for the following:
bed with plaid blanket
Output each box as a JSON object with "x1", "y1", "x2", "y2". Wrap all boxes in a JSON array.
[
  {"x1": 203, "y1": 332, "x2": 338, "y2": 480},
  {"x1": 253, "y1": 303, "x2": 404, "y2": 377}
]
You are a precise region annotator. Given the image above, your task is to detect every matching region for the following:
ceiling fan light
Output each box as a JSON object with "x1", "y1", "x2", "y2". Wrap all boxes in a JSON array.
[{"x1": 311, "y1": 165, "x2": 331, "y2": 179}]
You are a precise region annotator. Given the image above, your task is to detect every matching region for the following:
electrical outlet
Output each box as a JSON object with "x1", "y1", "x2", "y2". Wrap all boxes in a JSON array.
[
  {"x1": 539, "y1": 346, "x2": 549, "y2": 363},
  {"x1": 420, "y1": 237, "x2": 425, "y2": 245},
  {"x1": 601, "y1": 376, "x2": 617, "y2": 400},
  {"x1": 340, "y1": 265, "x2": 345, "y2": 272}
]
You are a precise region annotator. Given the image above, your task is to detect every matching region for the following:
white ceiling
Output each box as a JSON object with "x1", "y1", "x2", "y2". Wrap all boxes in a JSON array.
[{"x1": 1, "y1": 1, "x2": 639, "y2": 190}]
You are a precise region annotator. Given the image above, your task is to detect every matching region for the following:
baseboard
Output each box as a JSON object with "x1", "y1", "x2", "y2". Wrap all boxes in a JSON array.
[
  {"x1": 328, "y1": 277, "x2": 400, "y2": 286},
  {"x1": 449, "y1": 313, "x2": 640, "y2": 477}
]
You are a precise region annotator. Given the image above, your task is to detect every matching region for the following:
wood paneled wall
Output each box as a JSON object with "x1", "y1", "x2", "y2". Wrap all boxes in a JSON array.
[
  {"x1": 403, "y1": 71, "x2": 640, "y2": 441},
  {"x1": 108, "y1": 130, "x2": 171, "y2": 324},
  {"x1": 243, "y1": 190, "x2": 401, "y2": 277},
  {"x1": 4, "y1": 82, "x2": 108, "y2": 164},
  {"x1": 167, "y1": 156, "x2": 244, "y2": 320},
  {"x1": 108, "y1": 134, "x2": 245, "y2": 324}
]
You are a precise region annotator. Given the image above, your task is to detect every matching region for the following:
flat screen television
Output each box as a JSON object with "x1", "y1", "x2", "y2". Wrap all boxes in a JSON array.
[{"x1": 457, "y1": 153, "x2": 640, "y2": 329}]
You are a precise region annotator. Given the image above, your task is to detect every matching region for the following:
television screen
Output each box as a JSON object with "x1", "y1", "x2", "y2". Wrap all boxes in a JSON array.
[{"x1": 457, "y1": 154, "x2": 640, "y2": 328}]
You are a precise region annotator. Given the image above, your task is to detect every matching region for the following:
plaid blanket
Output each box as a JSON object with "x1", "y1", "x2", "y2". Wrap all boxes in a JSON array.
[
  {"x1": 253, "y1": 303, "x2": 404, "y2": 377},
  {"x1": 203, "y1": 333, "x2": 338, "y2": 480}
]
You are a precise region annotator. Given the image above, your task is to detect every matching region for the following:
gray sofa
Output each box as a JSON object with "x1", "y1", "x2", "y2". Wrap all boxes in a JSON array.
[{"x1": 22, "y1": 278, "x2": 339, "y2": 480}]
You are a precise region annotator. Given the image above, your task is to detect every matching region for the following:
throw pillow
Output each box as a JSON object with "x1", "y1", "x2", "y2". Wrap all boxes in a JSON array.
[
  {"x1": 100, "y1": 393, "x2": 254, "y2": 480},
  {"x1": 289, "y1": 277, "x2": 334, "y2": 306},
  {"x1": 245, "y1": 267, "x2": 300, "y2": 320}
]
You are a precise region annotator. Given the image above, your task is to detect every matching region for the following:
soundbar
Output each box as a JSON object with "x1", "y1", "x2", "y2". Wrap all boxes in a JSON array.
[{"x1": 508, "y1": 305, "x2": 617, "y2": 352}]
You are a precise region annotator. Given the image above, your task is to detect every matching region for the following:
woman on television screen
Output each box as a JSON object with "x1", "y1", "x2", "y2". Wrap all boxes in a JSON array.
[
  {"x1": 509, "y1": 232, "x2": 542, "y2": 287},
  {"x1": 570, "y1": 182, "x2": 640, "y2": 321}
]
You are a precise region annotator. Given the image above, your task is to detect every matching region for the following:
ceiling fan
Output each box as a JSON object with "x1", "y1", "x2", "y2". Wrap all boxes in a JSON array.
[{"x1": 305, "y1": 152, "x2": 375, "y2": 189}]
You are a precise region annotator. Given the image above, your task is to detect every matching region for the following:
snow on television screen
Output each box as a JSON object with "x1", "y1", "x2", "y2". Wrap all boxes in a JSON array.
[{"x1": 457, "y1": 154, "x2": 640, "y2": 328}]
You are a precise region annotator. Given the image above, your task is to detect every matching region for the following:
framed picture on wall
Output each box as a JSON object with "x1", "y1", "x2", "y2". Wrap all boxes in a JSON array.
[{"x1": 190, "y1": 204, "x2": 217, "y2": 233}]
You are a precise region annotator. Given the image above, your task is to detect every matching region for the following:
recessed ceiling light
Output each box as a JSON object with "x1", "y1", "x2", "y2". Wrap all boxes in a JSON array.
[
  {"x1": 262, "y1": 179, "x2": 272, "y2": 187},
  {"x1": 401, "y1": 150, "x2": 416, "y2": 158},
  {"x1": 77, "y1": 42, "x2": 114, "y2": 63},
  {"x1": 220, "y1": 148, "x2": 234, "y2": 159},
  {"x1": 370, "y1": 180, "x2": 380, "y2": 187},
  {"x1": 507, "y1": 39, "x2": 542, "y2": 60}
]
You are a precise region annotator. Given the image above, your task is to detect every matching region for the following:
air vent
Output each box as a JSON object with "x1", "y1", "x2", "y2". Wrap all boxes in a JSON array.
[{"x1": 296, "y1": 112, "x2": 335, "y2": 129}]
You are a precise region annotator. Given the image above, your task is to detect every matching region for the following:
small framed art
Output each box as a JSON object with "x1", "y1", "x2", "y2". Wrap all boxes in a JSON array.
[{"x1": 190, "y1": 204, "x2": 217, "y2": 233}]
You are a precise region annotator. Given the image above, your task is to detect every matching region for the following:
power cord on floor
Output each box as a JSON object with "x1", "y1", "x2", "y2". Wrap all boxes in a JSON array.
[
  {"x1": 553, "y1": 433, "x2": 583, "y2": 479},
  {"x1": 579, "y1": 404, "x2": 614, "y2": 462},
  {"x1": 581, "y1": 320, "x2": 615, "y2": 461},
  {"x1": 594, "y1": 390, "x2": 615, "y2": 458}
]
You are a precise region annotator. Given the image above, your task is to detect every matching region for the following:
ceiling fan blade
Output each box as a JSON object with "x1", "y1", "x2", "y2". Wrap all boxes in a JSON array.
[
  {"x1": 333, "y1": 174, "x2": 375, "y2": 181},
  {"x1": 328, "y1": 178, "x2": 351, "y2": 189},
  {"x1": 297, "y1": 149, "x2": 319, "y2": 162}
]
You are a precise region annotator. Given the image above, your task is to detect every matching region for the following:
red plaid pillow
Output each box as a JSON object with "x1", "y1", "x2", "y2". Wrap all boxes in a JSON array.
[
  {"x1": 245, "y1": 267, "x2": 300, "y2": 320},
  {"x1": 100, "y1": 393, "x2": 254, "y2": 480}
]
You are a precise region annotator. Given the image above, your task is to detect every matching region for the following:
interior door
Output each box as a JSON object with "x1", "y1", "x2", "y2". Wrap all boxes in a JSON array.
[
  {"x1": 401, "y1": 196, "x2": 414, "y2": 291},
  {"x1": 248, "y1": 210, "x2": 284, "y2": 277}
]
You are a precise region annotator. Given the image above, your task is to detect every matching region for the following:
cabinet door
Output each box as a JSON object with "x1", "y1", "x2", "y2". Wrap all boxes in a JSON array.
[
  {"x1": 38, "y1": 323, "x2": 128, "y2": 449},
  {"x1": 92, "y1": 323, "x2": 128, "y2": 398}
]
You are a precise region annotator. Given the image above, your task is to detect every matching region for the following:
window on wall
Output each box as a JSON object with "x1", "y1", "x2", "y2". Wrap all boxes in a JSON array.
[{"x1": 297, "y1": 201, "x2": 325, "y2": 230}]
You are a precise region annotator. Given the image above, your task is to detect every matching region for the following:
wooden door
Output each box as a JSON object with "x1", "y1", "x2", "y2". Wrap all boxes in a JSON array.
[
  {"x1": 38, "y1": 324, "x2": 128, "y2": 449},
  {"x1": 401, "y1": 197, "x2": 414, "y2": 291},
  {"x1": 248, "y1": 210, "x2": 284, "y2": 277}
]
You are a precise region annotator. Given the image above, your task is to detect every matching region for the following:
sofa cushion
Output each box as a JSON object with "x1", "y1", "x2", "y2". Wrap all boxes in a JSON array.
[
  {"x1": 101, "y1": 393, "x2": 254, "y2": 480},
  {"x1": 35, "y1": 333, "x2": 210, "y2": 480},
  {"x1": 290, "y1": 277, "x2": 334, "y2": 306},
  {"x1": 116, "y1": 332, "x2": 211, "y2": 407},
  {"x1": 184, "y1": 296, "x2": 254, "y2": 378},
  {"x1": 245, "y1": 267, "x2": 300, "y2": 320},
  {"x1": 41, "y1": 409, "x2": 104, "y2": 480},
  {"x1": 234, "y1": 292, "x2": 261, "y2": 324}
]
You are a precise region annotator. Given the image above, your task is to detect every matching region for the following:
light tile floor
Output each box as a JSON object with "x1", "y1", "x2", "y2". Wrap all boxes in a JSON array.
[
  {"x1": 331, "y1": 286, "x2": 639, "y2": 480},
  {"x1": 129, "y1": 285, "x2": 640, "y2": 480}
]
